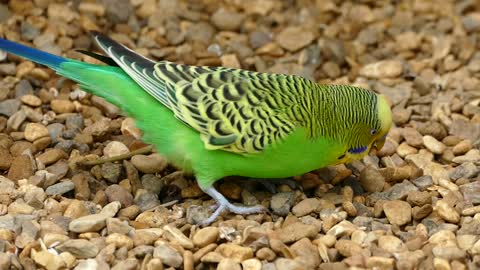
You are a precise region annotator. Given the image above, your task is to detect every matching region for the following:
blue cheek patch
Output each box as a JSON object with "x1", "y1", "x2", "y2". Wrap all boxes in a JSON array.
[{"x1": 348, "y1": 145, "x2": 368, "y2": 154}]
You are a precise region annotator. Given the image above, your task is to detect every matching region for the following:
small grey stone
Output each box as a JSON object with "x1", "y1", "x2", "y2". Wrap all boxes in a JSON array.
[
  {"x1": 153, "y1": 244, "x2": 183, "y2": 268},
  {"x1": 65, "y1": 114, "x2": 84, "y2": 130},
  {"x1": 186, "y1": 205, "x2": 210, "y2": 225},
  {"x1": 45, "y1": 181, "x2": 75, "y2": 196},
  {"x1": 20, "y1": 22, "x2": 40, "y2": 41},
  {"x1": 46, "y1": 160, "x2": 69, "y2": 183},
  {"x1": 73, "y1": 142, "x2": 90, "y2": 153},
  {"x1": 101, "y1": 162, "x2": 122, "y2": 183},
  {"x1": 55, "y1": 140, "x2": 75, "y2": 154},
  {"x1": 62, "y1": 129, "x2": 77, "y2": 140},
  {"x1": 102, "y1": 0, "x2": 132, "y2": 23},
  {"x1": 6, "y1": 110, "x2": 26, "y2": 130},
  {"x1": 462, "y1": 13, "x2": 480, "y2": 32},
  {"x1": 0, "y1": 99, "x2": 21, "y2": 117},
  {"x1": 386, "y1": 180, "x2": 419, "y2": 200},
  {"x1": 130, "y1": 245, "x2": 154, "y2": 258},
  {"x1": 450, "y1": 162, "x2": 479, "y2": 180},
  {"x1": 0, "y1": 215, "x2": 15, "y2": 231},
  {"x1": 412, "y1": 175, "x2": 433, "y2": 190},
  {"x1": 460, "y1": 181, "x2": 480, "y2": 204},
  {"x1": 249, "y1": 31, "x2": 271, "y2": 49},
  {"x1": 47, "y1": 123, "x2": 65, "y2": 143},
  {"x1": 270, "y1": 192, "x2": 295, "y2": 216},
  {"x1": 56, "y1": 239, "x2": 99, "y2": 259},
  {"x1": 135, "y1": 191, "x2": 160, "y2": 211},
  {"x1": 457, "y1": 218, "x2": 480, "y2": 235},
  {"x1": 185, "y1": 22, "x2": 215, "y2": 44},
  {"x1": 14, "y1": 80, "x2": 33, "y2": 98},
  {"x1": 141, "y1": 174, "x2": 164, "y2": 194}
]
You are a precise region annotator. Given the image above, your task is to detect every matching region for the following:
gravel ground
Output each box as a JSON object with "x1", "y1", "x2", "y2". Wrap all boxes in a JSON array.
[{"x1": 0, "y1": 0, "x2": 480, "y2": 269}]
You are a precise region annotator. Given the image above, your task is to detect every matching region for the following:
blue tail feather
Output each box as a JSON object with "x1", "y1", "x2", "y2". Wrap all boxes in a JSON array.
[{"x1": 0, "y1": 38, "x2": 66, "y2": 69}]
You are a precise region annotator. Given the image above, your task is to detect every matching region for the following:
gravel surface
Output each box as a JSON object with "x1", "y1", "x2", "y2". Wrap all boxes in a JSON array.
[{"x1": 0, "y1": 0, "x2": 480, "y2": 269}]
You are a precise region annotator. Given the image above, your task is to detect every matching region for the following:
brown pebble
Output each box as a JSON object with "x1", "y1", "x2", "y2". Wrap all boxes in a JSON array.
[
  {"x1": 8, "y1": 155, "x2": 34, "y2": 181},
  {"x1": 37, "y1": 149, "x2": 67, "y2": 165},
  {"x1": 193, "y1": 243, "x2": 217, "y2": 263},
  {"x1": 335, "y1": 239, "x2": 364, "y2": 257},
  {"x1": 51, "y1": 99, "x2": 75, "y2": 114},
  {"x1": 256, "y1": 247, "x2": 276, "y2": 261},
  {"x1": 452, "y1": 140, "x2": 472, "y2": 155},
  {"x1": 383, "y1": 200, "x2": 412, "y2": 226}
]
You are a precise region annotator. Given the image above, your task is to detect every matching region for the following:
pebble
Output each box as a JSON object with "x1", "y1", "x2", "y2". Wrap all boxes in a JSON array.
[
  {"x1": 423, "y1": 135, "x2": 446, "y2": 154},
  {"x1": 290, "y1": 238, "x2": 320, "y2": 269},
  {"x1": 69, "y1": 201, "x2": 121, "y2": 232},
  {"x1": 37, "y1": 149, "x2": 67, "y2": 165},
  {"x1": 0, "y1": 147, "x2": 12, "y2": 170},
  {"x1": 153, "y1": 243, "x2": 183, "y2": 268},
  {"x1": 106, "y1": 233, "x2": 133, "y2": 249},
  {"x1": 335, "y1": 239, "x2": 364, "y2": 257},
  {"x1": 270, "y1": 192, "x2": 295, "y2": 216},
  {"x1": 8, "y1": 155, "x2": 34, "y2": 181},
  {"x1": 131, "y1": 153, "x2": 168, "y2": 174},
  {"x1": 105, "y1": 184, "x2": 133, "y2": 207},
  {"x1": 359, "y1": 166, "x2": 385, "y2": 192},
  {"x1": 452, "y1": 149, "x2": 480, "y2": 163},
  {"x1": 20, "y1": 94, "x2": 42, "y2": 107},
  {"x1": 217, "y1": 258, "x2": 241, "y2": 270},
  {"x1": 292, "y1": 198, "x2": 320, "y2": 216},
  {"x1": 121, "y1": 118, "x2": 142, "y2": 139},
  {"x1": 0, "y1": 99, "x2": 21, "y2": 117},
  {"x1": 359, "y1": 60, "x2": 403, "y2": 78},
  {"x1": 378, "y1": 235, "x2": 407, "y2": 253},
  {"x1": 103, "y1": 141, "x2": 130, "y2": 158},
  {"x1": 45, "y1": 180, "x2": 75, "y2": 196},
  {"x1": 24, "y1": 123, "x2": 49, "y2": 142},
  {"x1": 56, "y1": 239, "x2": 99, "y2": 259},
  {"x1": 50, "y1": 99, "x2": 75, "y2": 114},
  {"x1": 276, "y1": 222, "x2": 318, "y2": 243},
  {"x1": 217, "y1": 243, "x2": 253, "y2": 262},
  {"x1": 452, "y1": 140, "x2": 472, "y2": 155},
  {"x1": 31, "y1": 250, "x2": 66, "y2": 270},
  {"x1": 276, "y1": 27, "x2": 315, "y2": 52},
  {"x1": 164, "y1": 224, "x2": 194, "y2": 249},
  {"x1": 383, "y1": 200, "x2": 412, "y2": 226},
  {"x1": 193, "y1": 226, "x2": 219, "y2": 248},
  {"x1": 211, "y1": 8, "x2": 245, "y2": 31},
  {"x1": 64, "y1": 200, "x2": 89, "y2": 219},
  {"x1": 101, "y1": 162, "x2": 122, "y2": 183},
  {"x1": 436, "y1": 200, "x2": 460, "y2": 223}
]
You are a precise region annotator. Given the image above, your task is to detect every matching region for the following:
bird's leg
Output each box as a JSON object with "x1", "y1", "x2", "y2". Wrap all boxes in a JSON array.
[{"x1": 199, "y1": 186, "x2": 267, "y2": 225}]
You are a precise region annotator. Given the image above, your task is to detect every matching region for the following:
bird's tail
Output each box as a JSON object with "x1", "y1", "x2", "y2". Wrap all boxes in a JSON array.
[
  {"x1": 0, "y1": 38, "x2": 68, "y2": 70},
  {"x1": 0, "y1": 37, "x2": 151, "y2": 116}
]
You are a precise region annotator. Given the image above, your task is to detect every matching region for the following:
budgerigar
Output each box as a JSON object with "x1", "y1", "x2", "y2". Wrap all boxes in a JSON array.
[{"x1": 0, "y1": 32, "x2": 392, "y2": 225}]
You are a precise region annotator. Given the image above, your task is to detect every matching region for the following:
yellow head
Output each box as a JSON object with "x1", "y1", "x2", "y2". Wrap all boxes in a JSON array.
[{"x1": 335, "y1": 92, "x2": 393, "y2": 164}]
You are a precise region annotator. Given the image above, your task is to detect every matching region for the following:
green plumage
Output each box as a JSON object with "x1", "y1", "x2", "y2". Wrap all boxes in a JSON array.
[{"x1": 0, "y1": 32, "x2": 392, "y2": 225}]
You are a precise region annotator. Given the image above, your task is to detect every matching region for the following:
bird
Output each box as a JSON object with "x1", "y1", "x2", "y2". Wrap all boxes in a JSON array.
[{"x1": 0, "y1": 32, "x2": 392, "y2": 225}]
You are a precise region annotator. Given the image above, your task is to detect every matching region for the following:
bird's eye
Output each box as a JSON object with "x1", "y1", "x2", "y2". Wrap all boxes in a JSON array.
[{"x1": 370, "y1": 129, "x2": 377, "y2": 136}]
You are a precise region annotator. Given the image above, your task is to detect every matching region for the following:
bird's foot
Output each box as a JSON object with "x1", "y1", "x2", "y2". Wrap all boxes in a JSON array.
[
  {"x1": 248, "y1": 178, "x2": 303, "y2": 193},
  {"x1": 199, "y1": 187, "x2": 267, "y2": 226}
]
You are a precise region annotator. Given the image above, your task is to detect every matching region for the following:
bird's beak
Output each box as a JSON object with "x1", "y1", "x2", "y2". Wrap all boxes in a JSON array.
[{"x1": 373, "y1": 135, "x2": 387, "y2": 151}]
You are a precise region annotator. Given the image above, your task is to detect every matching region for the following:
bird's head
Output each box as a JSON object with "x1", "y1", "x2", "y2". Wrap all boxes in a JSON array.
[{"x1": 336, "y1": 91, "x2": 392, "y2": 164}]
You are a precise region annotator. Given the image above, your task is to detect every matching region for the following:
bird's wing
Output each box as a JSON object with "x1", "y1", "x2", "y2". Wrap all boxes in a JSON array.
[{"x1": 92, "y1": 31, "x2": 307, "y2": 154}]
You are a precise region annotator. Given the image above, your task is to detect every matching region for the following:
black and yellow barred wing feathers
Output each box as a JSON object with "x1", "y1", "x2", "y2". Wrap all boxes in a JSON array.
[
  {"x1": 92, "y1": 31, "x2": 314, "y2": 154},
  {"x1": 154, "y1": 63, "x2": 316, "y2": 153}
]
